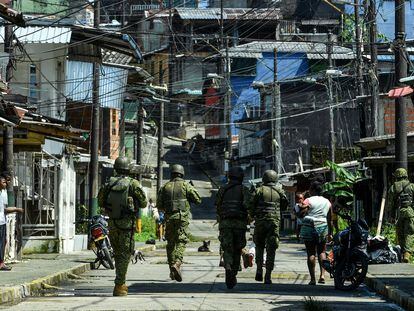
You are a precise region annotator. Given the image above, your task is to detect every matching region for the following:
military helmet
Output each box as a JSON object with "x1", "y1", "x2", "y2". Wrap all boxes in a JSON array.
[
  {"x1": 114, "y1": 156, "x2": 130, "y2": 173},
  {"x1": 228, "y1": 166, "x2": 244, "y2": 179},
  {"x1": 171, "y1": 164, "x2": 185, "y2": 177},
  {"x1": 394, "y1": 168, "x2": 408, "y2": 179},
  {"x1": 262, "y1": 170, "x2": 278, "y2": 183}
]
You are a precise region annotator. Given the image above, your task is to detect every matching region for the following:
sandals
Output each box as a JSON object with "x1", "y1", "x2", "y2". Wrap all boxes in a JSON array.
[{"x1": 318, "y1": 278, "x2": 325, "y2": 284}]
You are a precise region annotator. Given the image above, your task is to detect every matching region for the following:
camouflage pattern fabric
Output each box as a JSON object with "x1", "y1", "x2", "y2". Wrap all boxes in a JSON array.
[
  {"x1": 397, "y1": 207, "x2": 414, "y2": 254},
  {"x1": 109, "y1": 217, "x2": 135, "y2": 285},
  {"x1": 219, "y1": 227, "x2": 246, "y2": 272},
  {"x1": 387, "y1": 178, "x2": 414, "y2": 254},
  {"x1": 98, "y1": 174, "x2": 147, "y2": 285},
  {"x1": 157, "y1": 177, "x2": 201, "y2": 265},
  {"x1": 249, "y1": 183, "x2": 288, "y2": 271},
  {"x1": 215, "y1": 181, "x2": 250, "y2": 273}
]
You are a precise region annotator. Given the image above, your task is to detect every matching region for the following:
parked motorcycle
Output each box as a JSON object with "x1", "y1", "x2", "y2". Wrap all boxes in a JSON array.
[
  {"x1": 323, "y1": 213, "x2": 369, "y2": 291},
  {"x1": 76, "y1": 215, "x2": 115, "y2": 270}
]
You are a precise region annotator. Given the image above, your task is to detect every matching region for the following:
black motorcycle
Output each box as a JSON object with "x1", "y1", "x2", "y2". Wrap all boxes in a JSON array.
[
  {"x1": 76, "y1": 215, "x2": 115, "y2": 270},
  {"x1": 323, "y1": 213, "x2": 369, "y2": 291}
]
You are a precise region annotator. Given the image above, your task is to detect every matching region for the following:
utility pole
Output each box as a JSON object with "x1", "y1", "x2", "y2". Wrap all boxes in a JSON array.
[
  {"x1": 119, "y1": 0, "x2": 126, "y2": 156},
  {"x1": 354, "y1": 0, "x2": 366, "y2": 138},
  {"x1": 273, "y1": 48, "x2": 282, "y2": 173},
  {"x1": 327, "y1": 31, "x2": 336, "y2": 170},
  {"x1": 136, "y1": 100, "x2": 144, "y2": 171},
  {"x1": 395, "y1": 0, "x2": 408, "y2": 169},
  {"x1": 368, "y1": 0, "x2": 379, "y2": 136},
  {"x1": 224, "y1": 39, "x2": 232, "y2": 163},
  {"x1": 89, "y1": 0, "x2": 100, "y2": 218},
  {"x1": 3, "y1": 3, "x2": 14, "y2": 208},
  {"x1": 157, "y1": 0, "x2": 171, "y2": 192}
]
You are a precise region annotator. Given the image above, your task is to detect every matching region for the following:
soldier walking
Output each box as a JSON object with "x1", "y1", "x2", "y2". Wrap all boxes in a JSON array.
[
  {"x1": 387, "y1": 168, "x2": 414, "y2": 263},
  {"x1": 215, "y1": 166, "x2": 249, "y2": 289},
  {"x1": 249, "y1": 170, "x2": 288, "y2": 284},
  {"x1": 98, "y1": 156, "x2": 147, "y2": 296},
  {"x1": 157, "y1": 164, "x2": 201, "y2": 282}
]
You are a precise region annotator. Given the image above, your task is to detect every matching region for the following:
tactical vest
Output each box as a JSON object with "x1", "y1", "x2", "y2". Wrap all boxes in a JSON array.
[
  {"x1": 396, "y1": 180, "x2": 414, "y2": 209},
  {"x1": 105, "y1": 176, "x2": 135, "y2": 220},
  {"x1": 257, "y1": 185, "x2": 280, "y2": 215},
  {"x1": 164, "y1": 179, "x2": 187, "y2": 213},
  {"x1": 219, "y1": 183, "x2": 247, "y2": 220}
]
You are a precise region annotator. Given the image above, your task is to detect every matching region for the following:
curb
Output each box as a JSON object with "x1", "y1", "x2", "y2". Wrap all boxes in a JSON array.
[
  {"x1": 365, "y1": 273, "x2": 414, "y2": 311},
  {"x1": 0, "y1": 245, "x2": 156, "y2": 305},
  {"x1": 0, "y1": 262, "x2": 91, "y2": 305}
]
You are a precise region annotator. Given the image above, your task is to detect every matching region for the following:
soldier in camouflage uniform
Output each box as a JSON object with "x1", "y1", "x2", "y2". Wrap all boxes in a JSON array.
[
  {"x1": 157, "y1": 164, "x2": 201, "y2": 282},
  {"x1": 216, "y1": 166, "x2": 249, "y2": 289},
  {"x1": 98, "y1": 157, "x2": 147, "y2": 296},
  {"x1": 249, "y1": 170, "x2": 288, "y2": 284},
  {"x1": 386, "y1": 168, "x2": 414, "y2": 263}
]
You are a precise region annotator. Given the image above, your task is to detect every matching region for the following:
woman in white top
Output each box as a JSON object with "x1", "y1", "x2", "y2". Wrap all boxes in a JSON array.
[{"x1": 299, "y1": 181, "x2": 332, "y2": 285}]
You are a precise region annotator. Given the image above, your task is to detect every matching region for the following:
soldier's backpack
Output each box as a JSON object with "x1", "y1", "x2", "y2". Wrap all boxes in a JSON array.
[
  {"x1": 105, "y1": 176, "x2": 134, "y2": 219},
  {"x1": 398, "y1": 183, "x2": 413, "y2": 209},
  {"x1": 164, "y1": 180, "x2": 188, "y2": 213}
]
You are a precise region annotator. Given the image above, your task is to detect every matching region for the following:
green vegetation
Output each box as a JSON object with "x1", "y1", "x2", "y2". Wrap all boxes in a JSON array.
[
  {"x1": 134, "y1": 216, "x2": 156, "y2": 242},
  {"x1": 303, "y1": 296, "x2": 332, "y2": 311}
]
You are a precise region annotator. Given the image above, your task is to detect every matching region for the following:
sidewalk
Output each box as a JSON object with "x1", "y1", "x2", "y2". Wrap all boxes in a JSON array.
[
  {"x1": 366, "y1": 262, "x2": 414, "y2": 310},
  {"x1": 0, "y1": 242, "x2": 156, "y2": 305}
]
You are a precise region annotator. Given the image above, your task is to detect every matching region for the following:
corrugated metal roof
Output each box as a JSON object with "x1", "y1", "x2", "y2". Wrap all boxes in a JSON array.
[
  {"x1": 65, "y1": 60, "x2": 128, "y2": 109},
  {"x1": 102, "y1": 50, "x2": 132, "y2": 65},
  {"x1": 225, "y1": 41, "x2": 353, "y2": 55},
  {"x1": 0, "y1": 26, "x2": 72, "y2": 44},
  {"x1": 175, "y1": 8, "x2": 280, "y2": 20},
  {"x1": 306, "y1": 53, "x2": 355, "y2": 60}
]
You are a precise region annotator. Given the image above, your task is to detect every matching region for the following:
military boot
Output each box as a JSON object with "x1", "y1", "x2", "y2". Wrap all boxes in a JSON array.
[
  {"x1": 403, "y1": 252, "x2": 411, "y2": 263},
  {"x1": 171, "y1": 262, "x2": 183, "y2": 282},
  {"x1": 264, "y1": 270, "x2": 272, "y2": 284},
  {"x1": 225, "y1": 269, "x2": 237, "y2": 289},
  {"x1": 169, "y1": 266, "x2": 175, "y2": 280},
  {"x1": 255, "y1": 267, "x2": 263, "y2": 282},
  {"x1": 113, "y1": 284, "x2": 128, "y2": 296}
]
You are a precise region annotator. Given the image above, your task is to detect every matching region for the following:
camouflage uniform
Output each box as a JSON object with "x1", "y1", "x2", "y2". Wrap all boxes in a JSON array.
[
  {"x1": 215, "y1": 175, "x2": 249, "y2": 288},
  {"x1": 249, "y1": 182, "x2": 288, "y2": 281},
  {"x1": 386, "y1": 168, "x2": 414, "y2": 261},
  {"x1": 98, "y1": 176, "x2": 147, "y2": 286},
  {"x1": 157, "y1": 177, "x2": 201, "y2": 268}
]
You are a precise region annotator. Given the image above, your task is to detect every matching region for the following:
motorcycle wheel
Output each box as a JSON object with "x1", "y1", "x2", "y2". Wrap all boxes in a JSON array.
[
  {"x1": 101, "y1": 247, "x2": 115, "y2": 270},
  {"x1": 334, "y1": 257, "x2": 368, "y2": 291}
]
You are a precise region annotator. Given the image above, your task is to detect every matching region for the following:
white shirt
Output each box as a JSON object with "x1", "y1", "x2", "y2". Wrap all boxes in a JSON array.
[
  {"x1": 303, "y1": 196, "x2": 331, "y2": 226},
  {"x1": 0, "y1": 190, "x2": 7, "y2": 225}
]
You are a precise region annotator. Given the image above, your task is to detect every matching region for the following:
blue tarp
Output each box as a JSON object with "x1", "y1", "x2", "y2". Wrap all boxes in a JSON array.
[{"x1": 231, "y1": 52, "x2": 309, "y2": 136}]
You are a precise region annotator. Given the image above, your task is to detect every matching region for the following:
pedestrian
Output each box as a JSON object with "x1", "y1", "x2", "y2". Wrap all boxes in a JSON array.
[
  {"x1": 0, "y1": 173, "x2": 23, "y2": 271},
  {"x1": 386, "y1": 168, "x2": 414, "y2": 263},
  {"x1": 157, "y1": 164, "x2": 201, "y2": 282},
  {"x1": 215, "y1": 166, "x2": 249, "y2": 289},
  {"x1": 293, "y1": 192, "x2": 305, "y2": 242},
  {"x1": 98, "y1": 156, "x2": 147, "y2": 296},
  {"x1": 249, "y1": 170, "x2": 289, "y2": 284},
  {"x1": 299, "y1": 181, "x2": 332, "y2": 285}
]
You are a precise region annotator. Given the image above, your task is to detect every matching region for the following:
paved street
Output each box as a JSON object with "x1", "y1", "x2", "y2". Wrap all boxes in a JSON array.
[{"x1": 3, "y1": 222, "x2": 402, "y2": 311}]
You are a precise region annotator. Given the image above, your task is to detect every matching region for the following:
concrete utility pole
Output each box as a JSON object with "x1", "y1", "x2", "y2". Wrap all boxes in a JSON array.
[
  {"x1": 368, "y1": 0, "x2": 379, "y2": 136},
  {"x1": 327, "y1": 31, "x2": 336, "y2": 169},
  {"x1": 224, "y1": 39, "x2": 232, "y2": 163},
  {"x1": 89, "y1": 0, "x2": 100, "y2": 218},
  {"x1": 395, "y1": 0, "x2": 408, "y2": 169},
  {"x1": 354, "y1": 0, "x2": 366, "y2": 138},
  {"x1": 273, "y1": 48, "x2": 282, "y2": 173},
  {"x1": 3, "y1": 7, "x2": 14, "y2": 208},
  {"x1": 119, "y1": 0, "x2": 126, "y2": 156},
  {"x1": 136, "y1": 100, "x2": 144, "y2": 174}
]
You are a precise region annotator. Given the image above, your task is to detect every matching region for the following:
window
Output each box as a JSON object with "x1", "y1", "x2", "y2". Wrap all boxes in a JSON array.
[
  {"x1": 112, "y1": 110, "x2": 117, "y2": 135},
  {"x1": 29, "y1": 64, "x2": 39, "y2": 104}
]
